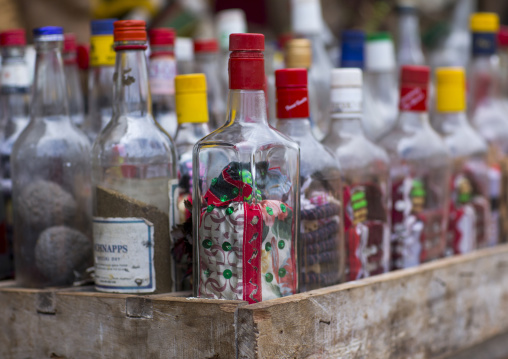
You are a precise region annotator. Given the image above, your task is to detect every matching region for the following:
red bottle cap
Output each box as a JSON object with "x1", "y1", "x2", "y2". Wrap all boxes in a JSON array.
[
  {"x1": 275, "y1": 68, "x2": 309, "y2": 119},
  {"x1": 498, "y1": 26, "x2": 508, "y2": 47},
  {"x1": 63, "y1": 33, "x2": 77, "y2": 53},
  {"x1": 194, "y1": 38, "x2": 219, "y2": 53},
  {"x1": 229, "y1": 33, "x2": 265, "y2": 90},
  {"x1": 0, "y1": 29, "x2": 26, "y2": 46},
  {"x1": 149, "y1": 28, "x2": 175, "y2": 46},
  {"x1": 114, "y1": 20, "x2": 147, "y2": 42},
  {"x1": 77, "y1": 44, "x2": 89, "y2": 70},
  {"x1": 399, "y1": 65, "x2": 429, "y2": 112}
]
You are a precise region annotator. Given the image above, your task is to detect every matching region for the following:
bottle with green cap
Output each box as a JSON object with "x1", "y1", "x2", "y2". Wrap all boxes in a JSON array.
[{"x1": 433, "y1": 67, "x2": 491, "y2": 254}]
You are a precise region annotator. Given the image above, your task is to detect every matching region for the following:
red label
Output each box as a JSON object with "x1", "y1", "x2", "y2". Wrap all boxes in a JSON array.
[
  {"x1": 399, "y1": 86, "x2": 427, "y2": 112},
  {"x1": 243, "y1": 203, "x2": 262, "y2": 304},
  {"x1": 276, "y1": 88, "x2": 310, "y2": 119}
]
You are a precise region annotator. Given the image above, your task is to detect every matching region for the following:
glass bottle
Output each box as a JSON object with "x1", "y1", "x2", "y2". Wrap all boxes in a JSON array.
[
  {"x1": 0, "y1": 29, "x2": 30, "y2": 280},
  {"x1": 322, "y1": 68, "x2": 391, "y2": 281},
  {"x1": 433, "y1": 67, "x2": 491, "y2": 254},
  {"x1": 83, "y1": 19, "x2": 116, "y2": 142},
  {"x1": 63, "y1": 33, "x2": 85, "y2": 128},
  {"x1": 379, "y1": 65, "x2": 451, "y2": 269},
  {"x1": 193, "y1": 33, "x2": 300, "y2": 302},
  {"x1": 11, "y1": 26, "x2": 92, "y2": 288},
  {"x1": 290, "y1": 0, "x2": 332, "y2": 140},
  {"x1": 364, "y1": 32, "x2": 398, "y2": 142},
  {"x1": 175, "y1": 37, "x2": 194, "y2": 75},
  {"x1": 498, "y1": 26, "x2": 508, "y2": 100},
  {"x1": 275, "y1": 68, "x2": 344, "y2": 290},
  {"x1": 148, "y1": 28, "x2": 178, "y2": 138},
  {"x1": 92, "y1": 20, "x2": 177, "y2": 294},
  {"x1": 193, "y1": 39, "x2": 226, "y2": 130},
  {"x1": 468, "y1": 13, "x2": 507, "y2": 244},
  {"x1": 172, "y1": 73, "x2": 210, "y2": 290},
  {"x1": 396, "y1": 5, "x2": 425, "y2": 67}
]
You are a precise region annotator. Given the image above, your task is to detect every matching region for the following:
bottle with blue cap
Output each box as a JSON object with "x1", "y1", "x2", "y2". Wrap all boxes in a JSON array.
[
  {"x1": 340, "y1": 30, "x2": 365, "y2": 69},
  {"x1": 82, "y1": 19, "x2": 116, "y2": 142},
  {"x1": 11, "y1": 26, "x2": 92, "y2": 288}
]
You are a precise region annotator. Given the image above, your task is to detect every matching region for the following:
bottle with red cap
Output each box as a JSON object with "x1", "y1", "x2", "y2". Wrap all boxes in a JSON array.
[
  {"x1": 11, "y1": 26, "x2": 92, "y2": 288},
  {"x1": 275, "y1": 68, "x2": 343, "y2": 290},
  {"x1": 83, "y1": 19, "x2": 116, "y2": 142},
  {"x1": 63, "y1": 33, "x2": 85, "y2": 128},
  {"x1": 92, "y1": 21, "x2": 177, "y2": 294},
  {"x1": 322, "y1": 68, "x2": 391, "y2": 281},
  {"x1": 148, "y1": 28, "x2": 178, "y2": 138},
  {"x1": 194, "y1": 38, "x2": 226, "y2": 130},
  {"x1": 379, "y1": 65, "x2": 451, "y2": 270},
  {"x1": 193, "y1": 33, "x2": 300, "y2": 302}
]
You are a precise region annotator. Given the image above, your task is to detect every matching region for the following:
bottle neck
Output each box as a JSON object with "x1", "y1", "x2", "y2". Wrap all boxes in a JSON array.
[
  {"x1": 150, "y1": 44, "x2": 174, "y2": 58},
  {"x1": 396, "y1": 109, "x2": 429, "y2": 131},
  {"x1": 113, "y1": 47, "x2": 151, "y2": 117},
  {"x1": 276, "y1": 117, "x2": 313, "y2": 139},
  {"x1": 397, "y1": 12, "x2": 424, "y2": 64},
  {"x1": 433, "y1": 111, "x2": 469, "y2": 135},
  {"x1": 329, "y1": 87, "x2": 365, "y2": 137},
  {"x1": 175, "y1": 122, "x2": 210, "y2": 144},
  {"x1": 31, "y1": 39, "x2": 69, "y2": 120},
  {"x1": 1, "y1": 46, "x2": 30, "y2": 94},
  {"x1": 63, "y1": 51, "x2": 77, "y2": 65},
  {"x1": 225, "y1": 89, "x2": 268, "y2": 126},
  {"x1": 365, "y1": 71, "x2": 397, "y2": 97}
]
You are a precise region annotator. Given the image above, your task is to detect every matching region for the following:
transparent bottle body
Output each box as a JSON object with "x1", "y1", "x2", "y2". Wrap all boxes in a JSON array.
[
  {"x1": 433, "y1": 111, "x2": 492, "y2": 253},
  {"x1": 397, "y1": 11, "x2": 425, "y2": 67},
  {"x1": 277, "y1": 118, "x2": 344, "y2": 290},
  {"x1": 92, "y1": 47, "x2": 177, "y2": 293},
  {"x1": 194, "y1": 52, "x2": 226, "y2": 130},
  {"x1": 193, "y1": 90, "x2": 300, "y2": 302},
  {"x1": 11, "y1": 40, "x2": 92, "y2": 288},
  {"x1": 83, "y1": 65, "x2": 114, "y2": 142},
  {"x1": 177, "y1": 59, "x2": 194, "y2": 75},
  {"x1": 322, "y1": 114, "x2": 391, "y2": 281},
  {"x1": 63, "y1": 53, "x2": 85, "y2": 128},
  {"x1": 379, "y1": 111, "x2": 451, "y2": 269}
]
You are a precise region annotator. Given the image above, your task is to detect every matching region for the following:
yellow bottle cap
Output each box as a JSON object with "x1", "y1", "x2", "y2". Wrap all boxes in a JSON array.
[
  {"x1": 436, "y1": 67, "x2": 466, "y2": 113},
  {"x1": 285, "y1": 38, "x2": 312, "y2": 69},
  {"x1": 175, "y1": 74, "x2": 209, "y2": 124},
  {"x1": 470, "y1": 13, "x2": 499, "y2": 33}
]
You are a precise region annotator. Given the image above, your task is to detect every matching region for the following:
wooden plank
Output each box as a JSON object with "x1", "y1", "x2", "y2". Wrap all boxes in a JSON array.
[
  {"x1": 236, "y1": 244, "x2": 508, "y2": 359},
  {"x1": 441, "y1": 331, "x2": 508, "y2": 359}
]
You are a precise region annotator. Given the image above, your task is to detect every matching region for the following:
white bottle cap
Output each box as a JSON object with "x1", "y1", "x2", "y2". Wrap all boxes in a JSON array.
[
  {"x1": 330, "y1": 68, "x2": 363, "y2": 112},
  {"x1": 291, "y1": 0, "x2": 323, "y2": 35},
  {"x1": 366, "y1": 34, "x2": 395, "y2": 72},
  {"x1": 331, "y1": 68, "x2": 363, "y2": 88},
  {"x1": 216, "y1": 9, "x2": 247, "y2": 51},
  {"x1": 175, "y1": 37, "x2": 194, "y2": 62}
]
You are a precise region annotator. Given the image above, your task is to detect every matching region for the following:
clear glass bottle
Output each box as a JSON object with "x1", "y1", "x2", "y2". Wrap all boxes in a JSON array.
[
  {"x1": 148, "y1": 28, "x2": 178, "y2": 138},
  {"x1": 396, "y1": 5, "x2": 425, "y2": 67},
  {"x1": 83, "y1": 19, "x2": 116, "y2": 142},
  {"x1": 275, "y1": 68, "x2": 344, "y2": 290},
  {"x1": 172, "y1": 73, "x2": 210, "y2": 290},
  {"x1": 193, "y1": 39, "x2": 226, "y2": 130},
  {"x1": 0, "y1": 29, "x2": 29, "y2": 280},
  {"x1": 193, "y1": 34, "x2": 300, "y2": 302},
  {"x1": 92, "y1": 20, "x2": 177, "y2": 294},
  {"x1": 11, "y1": 26, "x2": 92, "y2": 288},
  {"x1": 63, "y1": 33, "x2": 85, "y2": 128},
  {"x1": 379, "y1": 65, "x2": 451, "y2": 269},
  {"x1": 468, "y1": 13, "x2": 507, "y2": 244},
  {"x1": 364, "y1": 32, "x2": 398, "y2": 142},
  {"x1": 175, "y1": 37, "x2": 194, "y2": 75},
  {"x1": 322, "y1": 68, "x2": 391, "y2": 281},
  {"x1": 433, "y1": 67, "x2": 491, "y2": 254}
]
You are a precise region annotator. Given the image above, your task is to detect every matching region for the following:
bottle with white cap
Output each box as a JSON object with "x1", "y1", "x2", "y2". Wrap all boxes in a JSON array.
[
  {"x1": 363, "y1": 32, "x2": 398, "y2": 141},
  {"x1": 396, "y1": 5, "x2": 425, "y2": 67},
  {"x1": 322, "y1": 68, "x2": 391, "y2": 282},
  {"x1": 175, "y1": 37, "x2": 194, "y2": 75},
  {"x1": 290, "y1": 0, "x2": 332, "y2": 139},
  {"x1": 379, "y1": 65, "x2": 451, "y2": 270}
]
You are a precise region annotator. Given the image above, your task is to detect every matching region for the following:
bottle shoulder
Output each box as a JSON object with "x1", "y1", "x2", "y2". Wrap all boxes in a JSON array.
[
  {"x1": 442, "y1": 124, "x2": 488, "y2": 159},
  {"x1": 325, "y1": 134, "x2": 389, "y2": 170}
]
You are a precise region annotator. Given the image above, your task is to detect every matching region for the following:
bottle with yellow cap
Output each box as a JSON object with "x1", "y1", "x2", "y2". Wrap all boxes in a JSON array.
[
  {"x1": 468, "y1": 12, "x2": 508, "y2": 245},
  {"x1": 433, "y1": 67, "x2": 491, "y2": 254}
]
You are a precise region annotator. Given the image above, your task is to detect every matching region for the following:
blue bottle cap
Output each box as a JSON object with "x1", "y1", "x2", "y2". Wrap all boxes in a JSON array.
[
  {"x1": 33, "y1": 26, "x2": 64, "y2": 37},
  {"x1": 340, "y1": 30, "x2": 365, "y2": 69},
  {"x1": 91, "y1": 19, "x2": 117, "y2": 36}
]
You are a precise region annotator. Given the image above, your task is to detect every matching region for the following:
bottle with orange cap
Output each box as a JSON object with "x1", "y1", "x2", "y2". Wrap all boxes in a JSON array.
[
  {"x1": 193, "y1": 33, "x2": 300, "y2": 302},
  {"x1": 433, "y1": 67, "x2": 491, "y2": 254},
  {"x1": 379, "y1": 65, "x2": 451, "y2": 270},
  {"x1": 92, "y1": 20, "x2": 177, "y2": 294},
  {"x1": 63, "y1": 33, "x2": 85, "y2": 128},
  {"x1": 11, "y1": 26, "x2": 92, "y2": 288}
]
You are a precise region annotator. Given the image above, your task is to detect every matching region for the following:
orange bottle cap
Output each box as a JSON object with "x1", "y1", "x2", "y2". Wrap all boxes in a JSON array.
[{"x1": 114, "y1": 20, "x2": 146, "y2": 42}]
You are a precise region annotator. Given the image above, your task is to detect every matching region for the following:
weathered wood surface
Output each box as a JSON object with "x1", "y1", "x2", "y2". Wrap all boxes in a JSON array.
[
  {"x1": 236, "y1": 244, "x2": 508, "y2": 359},
  {"x1": 0, "y1": 286, "x2": 245, "y2": 359},
  {"x1": 442, "y1": 331, "x2": 508, "y2": 359}
]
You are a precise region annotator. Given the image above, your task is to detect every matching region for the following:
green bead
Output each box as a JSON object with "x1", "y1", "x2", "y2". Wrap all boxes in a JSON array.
[
  {"x1": 266, "y1": 207, "x2": 273, "y2": 215},
  {"x1": 211, "y1": 177, "x2": 218, "y2": 185},
  {"x1": 204, "y1": 269, "x2": 211, "y2": 278},
  {"x1": 278, "y1": 240, "x2": 285, "y2": 250},
  {"x1": 232, "y1": 187, "x2": 239, "y2": 196},
  {"x1": 265, "y1": 273, "x2": 273, "y2": 283},
  {"x1": 280, "y1": 204, "x2": 286, "y2": 213},
  {"x1": 278, "y1": 268, "x2": 286, "y2": 278},
  {"x1": 206, "y1": 205, "x2": 214, "y2": 213},
  {"x1": 223, "y1": 269, "x2": 232, "y2": 279},
  {"x1": 222, "y1": 242, "x2": 232, "y2": 251},
  {"x1": 202, "y1": 239, "x2": 213, "y2": 249},
  {"x1": 220, "y1": 194, "x2": 228, "y2": 202},
  {"x1": 265, "y1": 242, "x2": 272, "y2": 251},
  {"x1": 226, "y1": 207, "x2": 234, "y2": 215}
]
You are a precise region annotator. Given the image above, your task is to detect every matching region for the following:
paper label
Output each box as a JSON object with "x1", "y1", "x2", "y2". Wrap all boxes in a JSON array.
[
  {"x1": 149, "y1": 56, "x2": 177, "y2": 95},
  {"x1": 330, "y1": 88, "x2": 362, "y2": 113},
  {"x1": 90, "y1": 35, "x2": 115, "y2": 67},
  {"x1": 1, "y1": 63, "x2": 30, "y2": 89},
  {"x1": 168, "y1": 178, "x2": 180, "y2": 226},
  {"x1": 93, "y1": 217, "x2": 156, "y2": 293}
]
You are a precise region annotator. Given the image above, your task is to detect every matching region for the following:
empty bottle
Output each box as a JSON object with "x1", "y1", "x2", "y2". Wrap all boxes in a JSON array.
[
  {"x1": 396, "y1": 5, "x2": 425, "y2": 67},
  {"x1": 63, "y1": 33, "x2": 85, "y2": 128}
]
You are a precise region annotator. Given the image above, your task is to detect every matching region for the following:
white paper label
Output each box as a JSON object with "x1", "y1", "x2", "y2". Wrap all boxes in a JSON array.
[
  {"x1": 330, "y1": 88, "x2": 362, "y2": 113},
  {"x1": 1, "y1": 63, "x2": 30, "y2": 88},
  {"x1": 93, "y1": 217, "x2": 156, "y2": 293},
  {"x1": 149, "y1": 57, "x2": 176, "y2": 96}
]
